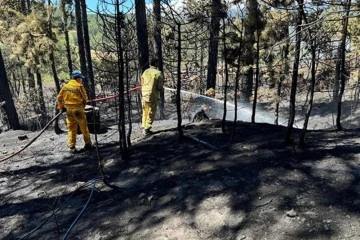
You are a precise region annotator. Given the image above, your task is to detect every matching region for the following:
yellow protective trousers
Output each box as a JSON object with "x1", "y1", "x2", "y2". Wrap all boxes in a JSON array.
[
  {"x1": 142, "y1": 101, "x2": 158, "y2": 130},
  {"x1": 66, "y1": 108, "x2": 91, "y2": 148}
]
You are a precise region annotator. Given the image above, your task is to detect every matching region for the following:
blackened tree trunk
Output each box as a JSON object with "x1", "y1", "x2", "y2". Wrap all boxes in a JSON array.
[
  {"x1": 19, "y1": 69, "x2": 27, "y2": 94},
  {"x1": 229, "y1": 48, "x2": 242, "y2": 143},
  {"x1": 27, "y1": 69, "x2": 35, "y2": 92},
  {"x1": 206, "y1": 0, "x2": 221, "y2": 91},
  {"x1": 74, "y1": 0, "x2": 88, "y2": 89},
  {"x1": 20, "y1": 0, "x2": 27, "y2": 13},
  {"x1": 285, "y1": 0, "x2": 303, "y2": 144},
  {"x1": 229, "y1": 18, "x2": 244, "y2": 143},
  {"x1": 115, "y1": 0, "x2": 128, "y2": 160},
  {"x1": 50, "y1": 52, "x2": 60, "y2": 92},
  {"x1": 244, "y1": 67, "x2": 253, "y2": 100},
  {"x1": 298, "y1": 5, "x2": 319, "y2": 144},
  {"x1": 333, "y1": 45, "x2": 341, "y2": 101},
  {"x1": 135, "y1": 0, "x2": 149, "y2": 72},
  {"x1": 275, "y1": 78, "x2": 283, "y2": 126},
  {"x1": 275, "y1": 40, "x2": 290, "y2": 125},
  {"x1": 26, "y1": 0, "x2": 31, "y2": 12},
  {"x1": 36, "y1": 70, "x2": 46, "y2": 115},
  {"x1": 242, "y1": 0, "x2": 257, "y2": 101},
  {"x1": 50, "y1": 50, "x2": 64, "y2": 133},
  {"x1": 200, "y1": 37, "x2": 204, "y2": 93},
  {"x1": 27, "y1": 68, "x2": 37, "y2": 115},
  {"x1": 80, "y1": 0, "x2": 96, "y2": 100},
  {"x1": 125, "y1": 51, "x2": 132, "y2": 148},
  {"x1": 176, "y1": 23, "x2": 184, "y2": 139},
  {"x1": 47, "y1": 0, "x2": 60, "y2": 93},
  {"x1": 0, "y1": 49, "x2": 20, "y2": 130},
  {"x1": 251, "y1": 30, "x2": 261, "y2": 123},
  {"x1": 300, "y1": 45, "x2": 316, "y2": 145},
  {"x1": 64, "y1": 26, "x2": 73, "y2": 75},
  {"x1": 20, "y1": 0, "x2": 31, "y2": 14},
  {"x1": 153, "y1": 0, "x2": 165, "y2": 119},
  {"x1": 336, "y1": 0, "x2": 351, "y2": 130},
  {"x1": 222, "y1": 18, "x2": 229, "y2": 133},
  {"x1": 10, "y1": 72, "x2": 19, "y2": 96},
  {"x1": 60, "y1": 0, "x2": 73, "y2": 75}
]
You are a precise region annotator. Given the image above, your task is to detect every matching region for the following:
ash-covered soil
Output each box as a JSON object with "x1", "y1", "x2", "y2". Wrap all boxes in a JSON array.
[{"x1": 1, "y1": 116, "x2": 360, "y2": 240}]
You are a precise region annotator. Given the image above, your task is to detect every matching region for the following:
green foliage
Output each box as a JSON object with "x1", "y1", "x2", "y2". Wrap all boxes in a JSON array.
[
  {"x1": 11, "y1": 5, "x2": 54, "y2": 72},
  {"x1": 243, "y1": 0, "x2": 266, "y2": 65},
  {"x1": 87, "y1": 14, "x2": 103, "y2": 47},
  {"x1": 0, "y1": 0, "x2": 360, "y2": 126}
]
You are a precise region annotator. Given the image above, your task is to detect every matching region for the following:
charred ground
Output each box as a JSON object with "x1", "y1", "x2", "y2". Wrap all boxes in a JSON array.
[{"x1": 1, "y1": 119, "x2": 360, "y2": 240}]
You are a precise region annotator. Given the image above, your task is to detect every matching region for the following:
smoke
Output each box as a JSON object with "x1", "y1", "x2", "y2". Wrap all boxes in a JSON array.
[{"x1": 164, "y1": 87, "x2": 283, "y2": 125}]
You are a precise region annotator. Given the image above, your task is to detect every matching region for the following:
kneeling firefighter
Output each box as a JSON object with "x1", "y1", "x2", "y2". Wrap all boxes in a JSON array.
[{"x1": 57, "y1": 70, "x2": 92, "y2": 153}]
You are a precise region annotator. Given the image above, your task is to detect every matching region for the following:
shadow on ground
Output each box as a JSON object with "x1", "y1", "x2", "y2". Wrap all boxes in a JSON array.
[{"x1": 1, "y1": 121, "x2": 360, "y2": 240}]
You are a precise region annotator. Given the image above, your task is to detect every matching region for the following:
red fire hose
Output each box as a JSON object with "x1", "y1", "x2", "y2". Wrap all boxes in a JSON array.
[
  {"x1": 0, "y1": 86, "x2": 142, "y2": 164},
  {"x1": 87, "y1": 86, "x2": 142, "y2": 103}
]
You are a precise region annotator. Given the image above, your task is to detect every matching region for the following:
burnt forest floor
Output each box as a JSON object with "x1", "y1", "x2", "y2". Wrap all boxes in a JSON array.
[{"x1": 1, "y1": 117, "x2": 360, "y2": 240}]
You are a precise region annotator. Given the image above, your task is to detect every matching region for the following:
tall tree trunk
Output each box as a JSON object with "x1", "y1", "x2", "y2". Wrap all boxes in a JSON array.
[
  {"x1": 64, "y1": 27, "x2": 73, "y2": 75},
  {"x1": 47, "y1": 0, "x2": 60, "y2": 93},
  {"x1": 125, "y1": 50, "x2": 132, "y2": 148},
  {"x1": 300, "y1": 45, "x2": 317, "y2": 145},
  {"x1": 74, "y1": 0, "x2": 88, "y2": 90},
  {"x1": 7, "y1": 72, "x2": 15, "y2": 96},
  {"x1": 26, "y1": 0, "x2": 31, "y2": 13},
  {"x1": 229, "y1": 19, "x2": 244, "y2": 143},
  {"x1": 275, "y1": 78, "x2": 283, "y2": 126},
  {"x1": 60, "y1": 0, "x2": 73, "y2": 75},
  {"x1": 50, "y1": 52, "x2": 60, "y2": 92},
  {"x1": 242, "y1": 0, "x2": 259, "y2": 101},
  {"x1": 244, "y1": 67, "x2": 253, "y2": 101},
  {"x1": 285, "y1": 0, "x2": 303, "y2": 144},
  {"x1": 27, "y1": 69, "x2": 35, "y2": 92},
  {"x1": 251, "y1": 30, "x2": 261, "y2": 123},
  {"x1": 11, "y1": 72, "x2": 19, "y2": 97},
  {"x1": 80, "y1": 0, "x2": 95, "y2": 100},
  {"x1": 176, "y1": 23, "x2": 184, "y2": 139},
  {"x1": 19, "y1": 69, "x2": 27, "y2": 95},
  {"x1": 135, "y1": 0, "x2": 149, "y2": 72},
  {"x1": 27, "y1": 68, "x2": 36, "y2": 114},
  {"x1": 50, "y1": 50, "x2": 63, "y2": 133},
  {"x1": 275, "y1": 41, "x2": 290, "y2": 125},
  {"x1": 336, "y1": 0, "x2": 351, "y2": 130},
  {"x1": 333, "y1": 45, "x2": 341, "y2": 101},
  {"x1": 153, "y1": 0, "x2": 165, "y2": 119},
  {"x1": 222, "y1": 18, "x2": 229, "y2": 133},
  {"x1": 0, "y1": 49, "x2": 20, "y2": 130},
  {"x1": 229, "y1": 49, "x2": 242, "y2": 143},
  {"x1": 36, "y1": 70, "x2": 46, "y2": 115},
  {"x1": 200, "y1": 39, "x2": 204, "y2": 94},
  {"x1": 115, "y1": 0, "x2": 128, "y2": 160},
  {"x1": 206, "y1": 0, "x2": 221, "y2": 91},
  {"x1": 20, "y1": 0, "x2": 27, "y2": 14}
]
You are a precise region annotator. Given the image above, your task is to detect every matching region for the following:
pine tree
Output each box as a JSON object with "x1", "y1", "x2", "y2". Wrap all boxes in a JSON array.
[
  {"x1": 0, "y1": 48, "x2": 20, "y2": 130},
  {"x1": 206, "y1": 0, "x2": 222, "y2": 91},
  {"x1": 153, "y1": 0, "x2": 165, "y2": 118},
  {"x1": 135, "y1": 0, "x2": 149, "y2": 72}
]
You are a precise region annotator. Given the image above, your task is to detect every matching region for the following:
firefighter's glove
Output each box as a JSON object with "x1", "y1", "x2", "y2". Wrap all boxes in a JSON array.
[{"x1": 61, "y1": 107, "x2": 67, "y2": 112}]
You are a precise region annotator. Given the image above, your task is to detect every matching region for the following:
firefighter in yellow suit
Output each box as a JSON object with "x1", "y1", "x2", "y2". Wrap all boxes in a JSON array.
[
  {"x1": 57, "y1": 70, "x2": 92, "y2": 153},
  {"x1": 141, "y1": 58, "x2": 164, "y2": 136}
]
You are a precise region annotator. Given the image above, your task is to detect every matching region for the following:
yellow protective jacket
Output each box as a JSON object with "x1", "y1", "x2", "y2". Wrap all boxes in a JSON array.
[
  {"x1": 57, "y1": 79, "x2": 88, "y2": 109},
  {"x1": 141, "y1": 66, "x2": 164, "y2": 102}
]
